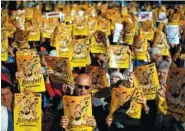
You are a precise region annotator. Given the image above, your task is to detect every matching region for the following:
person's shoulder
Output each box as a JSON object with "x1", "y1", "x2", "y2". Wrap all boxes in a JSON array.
[{"x1": 92, "y1": 97, "x2": 105, "y2": 107}]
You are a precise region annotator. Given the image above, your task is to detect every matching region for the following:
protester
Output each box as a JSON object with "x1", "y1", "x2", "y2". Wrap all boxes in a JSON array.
[{"x1": 52, "y1": 74, "x2": 108, "y2": 131}]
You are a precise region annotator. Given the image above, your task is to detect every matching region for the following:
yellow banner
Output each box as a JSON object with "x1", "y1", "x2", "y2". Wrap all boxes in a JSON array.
[
  {"x1": 85, "y1": 65, "x2": 108, "y2": 93},
  {"x1": 71, "y1": 39, "x2": 90, "y2": 67},
  {"x1": 42, "y1": 18, "x2": 59, "y2": 38},
  {"x1": 14, "y1": 93, "x2": 42, "y2": 131},
  {"x1": 134, "y1": 63, "x2": 160, "y2": 100},
  {"x1": 109, "y1": 87, "x2": 142, "y2": 119},
  {"x1": 44, "y1": 56, "x2": 74, "y2": 84},
  {"x1": 98, "y1": 17, "x2": 111, "y2": 36},
  {"x1": 63, "y1": 94, "x2": 93, "y2": 131},
  {"x1": 55, "y1": 35, "x2": 73, "y2": 58},
  {"x1": 108, "y1": 45, "x2": 131, "y2": 68},
  {"x1": 16, "y1": 49, "x2": 37, "y2": 59},
  {"x1": 140, "y1": 19, "x2": 154, "y2": 41},
  {"x1": 88, "y1": 17, "x2": 98, "y2": 35},
  {"x1": 133, "y1": 35, "x2": 149, "y2": 60},
  {"x1": 28, "y1": 19, "x2": 41, "y2": 41},
  {"x1": 166, "y1": 68, "x2": 185, "y2": 122},
  {"x1": 153, "y1": 30, "x2": 170, "y2": 56},
  {"x1": 1, "y1": 31, "x2": 8, "y2": 61},
  {"x1": 18, "y1": 74, "x2": 45, "y2": 93},
  {"x1": 90, "y1": 35, "x2": 107, "y2": 54}
]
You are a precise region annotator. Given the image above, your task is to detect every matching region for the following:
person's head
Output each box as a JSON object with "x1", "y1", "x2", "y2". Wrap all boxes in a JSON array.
[
  {"x1": 1, "y1": 81, "x2": 13, "y2": 110},
  {"x1": 75, "y1": 74, "x2": 92, "y2": 96},
  {"x1": 110, "y1": 71, "x2": 123, "y2": 85},
  {"x1": 116, "y1": 80, "x2": 132, "y2": 88},
  {"x1": 151, "y1": 47, "x2": 162, "y2": 62},
  {"x1": 157, "y1": 61, "x2": 170, "y2": 85}
]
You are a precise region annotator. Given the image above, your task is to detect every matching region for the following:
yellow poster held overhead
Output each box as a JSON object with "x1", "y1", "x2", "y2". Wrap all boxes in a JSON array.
[
  {"x1": 90, "y1": 31, "x2": 107, "y2": 54},
  {"x1": 16, "y1": 55, "x2": 45, "y2": 93},
  {"x1": 71, "y1": 38, "x2": 90, "y2": 67},
  {"x1": 42, "y1": 18, "x2": 59, "y2": 38},
  {"x1": 55, "y1": 35, "x2": 73, "y2": 58},
  {"x1": 73, "y1": 11, "x2": 88, "y2": 36},
  {"x1": 14, "y1": 93, "x2": 42, "y2": 131},
  {"x1": 153, "y1": 30, "x2": 170, "y2": 56},
  {"x1": 1, "y1": 31, "x2": 8, "y2": 61},
  {"x1": 140, "y1": 19, "x2": 154, "y2": 41},
  {"x1": 44, "y1": 56, "x2": 74, "y2": 84},
  {"x1": 85, "y1": 65, "x2": 108, "y2": 94},
  {"x1": 166, "y1": 68, "x2": 185, "y2": 122},
  {"x1": 63, "y1": 94, "x2": 93, "y2": 131},
  {"x1": 134, "y1": 63, "x2": 160, "y2": 100},
  {"x1": 27, "y1": 19, "x2": 41, "y2": 41},
  {"x1": 133, "y1": 35, "x2": 149, "y2": 60},
  {"x1": 98, "y1": 17, "x2": 111, "y2": 36},
  {"x1": 16, "y1": 49, "x2": 37, "y2": 59},
  {"x1": 108, "y1": 45, "x2": 131, "y2": 68},
  {"x1": 109, "y1": 87, "x2": 142, "y2": 119}
]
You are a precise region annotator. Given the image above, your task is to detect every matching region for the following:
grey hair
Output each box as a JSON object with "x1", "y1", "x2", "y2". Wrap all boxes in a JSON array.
[
  {"x1": 150, "y1": 47, "x2": 161, "y2": 56},
  {"x1": 157, "y1": 60, "x2": 170, "y2": 71}
]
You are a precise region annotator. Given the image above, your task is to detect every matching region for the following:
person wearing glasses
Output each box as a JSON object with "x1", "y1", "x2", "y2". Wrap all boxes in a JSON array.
[{"x1": 51, "y1": 74, "x2": 108, "y2": 131}]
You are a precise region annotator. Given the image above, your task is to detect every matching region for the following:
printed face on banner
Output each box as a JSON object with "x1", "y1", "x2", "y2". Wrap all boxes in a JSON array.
[
  {"x1": 110, "y1": 87, "x2": 142, "y2": 119},
  {"x1": 166, "y1": 68, "x2": 185, "y2": 122},
  {"x1": 71, "y1": 39, "x2": 90, "y2": 67},
  {"x1": 63, "y1": 95, "x2": 93, "y2": 131},
  {"x1": 134, "y1": 63, "x2": 160, "y2": 100},
  {"x1": 44, "y1": 56, "x2": 74, "y2": 84},
  {"x1": 85, "y1": 65, "x2": 108, "y2": 92},
  {"x1": 14, "y1": 93, "x2": 41, "y2": 131},
  {"x1": 1, "y1": 31, "x2": 8, "y2": 61},
  {"x1": 108, "y1": 45, "x2": 130, "y2": 68}
]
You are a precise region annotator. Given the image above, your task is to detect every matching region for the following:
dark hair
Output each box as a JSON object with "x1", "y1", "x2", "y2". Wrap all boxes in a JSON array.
[{"x1": 1, "y1": 80, "x2": 13, "y2": 93}]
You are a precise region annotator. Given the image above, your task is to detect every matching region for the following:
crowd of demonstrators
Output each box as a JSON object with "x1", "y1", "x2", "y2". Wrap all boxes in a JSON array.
[{"x1": 1, "y1": 1, "x2": 185, "y2": 131}]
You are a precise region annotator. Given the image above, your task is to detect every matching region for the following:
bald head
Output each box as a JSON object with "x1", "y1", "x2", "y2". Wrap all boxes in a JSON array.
[
  {"x1": 76, "y1": 74, "x2": 92, "y2": 85},
  {"x1": 75, "y1": 74, "x2": 92, "y2": 96}
]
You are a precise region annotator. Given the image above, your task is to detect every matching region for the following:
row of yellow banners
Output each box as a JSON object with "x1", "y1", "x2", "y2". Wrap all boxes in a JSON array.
[{"x1": 13, "y1": 67, "x2": 185, "y2": 131}]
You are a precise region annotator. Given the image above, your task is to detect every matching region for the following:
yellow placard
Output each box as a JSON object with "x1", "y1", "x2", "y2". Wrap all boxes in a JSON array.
[
  {"x1": 18, "y1": 74, "x2": 45, "y2": 93},
  {"x1": 90, "y1": 35, "x2": 107, "y2": 54},
  {"x1": 108, "y1": 45, "x2": 131, "y2": 68},
  {"x1": 140, "y1": 19, "x2": 154, "y2": 41},
  {"x1": 16, "y1": 49, "x2": 37, "y2": 59},
  {"x1": 13, "y1": 28, "x2": 30, "y2": 49},
  {"x1": 14, "y1": 93, "x2": 42, "y2": 131},
  {"x1": 98, "y1": 17, "x2": 111, "y2": 36},
  {"x1": 44, "y1": 56, "x2": 74, "y2": 84},
  {"x1": 71, "y1": 39, "x2": 90, "y2": 67},
  {"x1": 42, "y1": 18, "x2": 59, "y2": 38},
  {"x1": 88, "y1": 17, "x2": 98, "y2": 35},
  {"x1": 166, "y1": 68, "x2": 185, "y2": 122},
  {"x1": 25, "y1": 7, "x2": 33, "y2": 20},
  {"x1": 158, "y1": 95, "x2": 167, "y2": 115},
  {"x1": 28, "y1": 20, "x2": 41, "y2": 41},
  {"x1": 109, "y1": 87, "x2": 142, "y2": 119},
  {"x1": 1, "y1": 31, "x2": 8, "y2": 61},
  {"x1": 85, "y1": 65, "x2": 108, "y2": 94},
  {"x1": 133, "y1": 35, "x2": 149, "y2": 60},
  {"x1": 63, "y1": 94, "x2": 93, "y2": 131},
  {"x1": 55, "y1": 34, "x2": 73, "y2": 58},
  {"x1": 123, "y1": 19, "x2": 138, "y2": 45},
  {"x1": 134, "y1": 63, "x2": 160, "y2": 100}
]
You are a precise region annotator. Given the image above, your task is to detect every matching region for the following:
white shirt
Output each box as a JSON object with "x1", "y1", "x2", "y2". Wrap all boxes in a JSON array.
[{"x1": 1, "y1": 105, "x2": 8, "y2": 131}]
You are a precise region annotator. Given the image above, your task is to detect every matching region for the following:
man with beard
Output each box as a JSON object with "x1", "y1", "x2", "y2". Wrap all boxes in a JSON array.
[{"x1": 51, "y1": 74, "x2": 108, "y2": 131}]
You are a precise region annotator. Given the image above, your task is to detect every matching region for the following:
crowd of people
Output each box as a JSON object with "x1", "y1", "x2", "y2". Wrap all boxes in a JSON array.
[{"x1": 1, "y1": 1, "x2": 185, "y2": 131}]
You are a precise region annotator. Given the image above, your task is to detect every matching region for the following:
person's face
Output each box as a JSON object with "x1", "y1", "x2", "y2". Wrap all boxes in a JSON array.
[
  {"x1": 75, "y1": 78, "x2": 92, "y2": 96},
  {"x1": 111, "y1": 76, "x2": 121, "y2": 84},
  {"x1": 158, "y1": 69, "x2": 168, "y2": 85},
  {"x1": 152, "y1": 54, "x2": 162, "y2": 62},
  {"x1": 1, "y1": 87, "x2": 13, "y2": 109}
]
